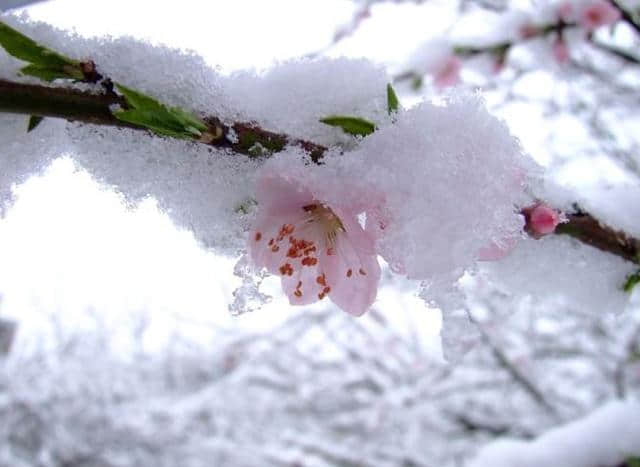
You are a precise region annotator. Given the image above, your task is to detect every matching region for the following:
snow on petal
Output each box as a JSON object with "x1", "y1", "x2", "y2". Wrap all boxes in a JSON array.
[
  {"x1": 333, "y1": 96, "x2": 538, "y2": 285},
  {"x1": 476, "y1": 236, "x2": 520, "y2": 261}
]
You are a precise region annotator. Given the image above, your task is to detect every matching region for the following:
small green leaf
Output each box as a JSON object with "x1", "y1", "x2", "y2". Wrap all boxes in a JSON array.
[
  {"x1": 624, "y1": 270, "x2": 640, "y2": 293},
  {"x1": 627, "y1": 457, "x2": 640, "y2": 467},
  {"x1": 114, "y1": 84, "x2": 207, "y2": 139},
  {"x1": 386, "y1": 83, "x2": 400, "y2": 115},
  {"x1": 320, "y1": 115, "x2": 376, "y2": 137},
  {"x1": 411, "y1": 75, "x2": 423, "y2": 91},
  {"x1": 0, "y1": 21, "x2": 77, "y2": 69},
  {"x1": 27, "y1": 115, "x2": 44, "y2": 132},
  {"x1": 20, "y1": 63, "x2": 82, "y2": 82}
]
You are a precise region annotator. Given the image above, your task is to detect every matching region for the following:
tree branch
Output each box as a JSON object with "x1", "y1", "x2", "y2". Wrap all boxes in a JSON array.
[
  {"x1": 589, "y1": 37, "x2": 640, "y2": 65},
  {"x1": 1, "y1": 78, "x2": 640, "y2": 266},
  {"x1": 554, "y1": 211, "x2": 640, "y2": 264},
  {"x1": 609, "y1": 0, "x2": 640, "y2": 35},
  {"x1": 472, "y1": 316, "x2": 559, "y2": 417},
  {"x1": 0, "y1": 79, "x2": 326, "y2": 163}
]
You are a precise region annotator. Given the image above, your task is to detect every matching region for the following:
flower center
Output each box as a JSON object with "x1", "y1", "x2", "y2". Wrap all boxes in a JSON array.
[{"x1": 303, "y1": 203, "x2": 345, "y2": 247}]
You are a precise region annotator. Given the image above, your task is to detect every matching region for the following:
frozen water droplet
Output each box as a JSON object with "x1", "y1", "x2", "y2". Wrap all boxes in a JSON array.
[{"x1": 228, "y1": 255, "x2": 271, "y2": 315}]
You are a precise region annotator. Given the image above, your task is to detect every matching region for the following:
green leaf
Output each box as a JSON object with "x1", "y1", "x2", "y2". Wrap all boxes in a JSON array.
[
  {"x1": 624, "y1": 270, "x2": 640, "y2": 293},
  {"x1": 386, "y1": 83, "x2": 400, "y2": 115},
  {"x1": 319, "y1": 115, "x2": 376, "y2": 137},
  {"x1": 411, "y1": 75, "x2": 423, "y2": 91},
  {"x1": 113, "y1": 83, "x2": 207, "y2": 139},
  {"x1": 27, "y1": 115, "x2": 43, "y2": 132},
  {"x1": 0, "y1": 21, "x2": 77, "y2": 69},
  {"x1": 20, "y1": 63, "x2": 82, "y2": 82},
  {"x1": 627, "y1": 457, "x2": 640, "y2": 467}
]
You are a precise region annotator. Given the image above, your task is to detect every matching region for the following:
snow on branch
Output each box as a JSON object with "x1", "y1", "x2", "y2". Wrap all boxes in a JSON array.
[{"x1": 0, "y1": 14, "x2": 638, "y2": 317}]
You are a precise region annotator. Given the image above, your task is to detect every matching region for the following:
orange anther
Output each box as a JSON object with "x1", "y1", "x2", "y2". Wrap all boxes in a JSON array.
[{"x1": 316, "y1": 274, "x2": 326, "y2": 286}]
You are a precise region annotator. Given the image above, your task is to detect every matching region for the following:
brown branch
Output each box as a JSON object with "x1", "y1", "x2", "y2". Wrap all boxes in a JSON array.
[
  {"x1": 0, "y1": 79, "x2": 326, "y2": 163},
  {"x1": 0, "y1": 79, "x2": 128, "y2": 127},
  {"x1": 609, "y1": 0, "x2": 640, "y2": 35},
  {"x1": 554, "y1": 212, "x2": 640, "y2": 264},
  {"x1": 588, "y1": 37, "x2": 640, "y2": 65}
]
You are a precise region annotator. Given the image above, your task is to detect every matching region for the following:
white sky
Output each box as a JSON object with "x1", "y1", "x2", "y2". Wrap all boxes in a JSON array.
[{"x1": 0, "y1": 0, "x2": 444, "y2": 355}]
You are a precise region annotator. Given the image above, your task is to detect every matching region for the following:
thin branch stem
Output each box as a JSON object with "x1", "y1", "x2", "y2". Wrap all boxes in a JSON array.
[
  {"x1": 0, "y1": 79, "x2": 326, "y2": 163},
  {"x1": 589, "y1": 37, "x2": 640, "y2": 65},
  {"x1": 554, "y1": 211, "x2": 640, "y2": 264},
  {"x1": 609, "y1": 0, "x2": 640, "y2": 35},
  {"x1": 472, "y1": 317, "x2": 559, "y2": 417}
]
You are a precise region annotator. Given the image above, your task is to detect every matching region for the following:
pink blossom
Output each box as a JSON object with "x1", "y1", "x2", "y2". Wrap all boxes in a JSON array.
[
  {"x1": 249, "y1": 170, "x2": 381, "y2": 316},
  {"x1": 580, "y1": 1, "x2": 621, "y2": 31},
  {"x1": 524, "y1": 203, "x2": 562, "y2": 237},
  {"x1": 552, "y1": 37, "x2": 570, "y2": 64},
  {"x1": 432, "y1": 55, "x2": 461, "y2": 88}
]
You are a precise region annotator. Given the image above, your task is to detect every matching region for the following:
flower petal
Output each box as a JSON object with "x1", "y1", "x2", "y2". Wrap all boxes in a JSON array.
[
  {"x1": 281, "y1": 262, "x2": 325, "y2": 306},
  {"x1": 322, "y1": 223, "x2": 381, "y2": 316},
  {"x1": 257, "y1": 172, "x2": 314, "y2": 215}
]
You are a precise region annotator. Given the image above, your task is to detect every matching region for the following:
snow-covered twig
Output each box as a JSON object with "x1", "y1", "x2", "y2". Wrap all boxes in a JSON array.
[
  {"x1": 1, "y1": 76, "x2": 639, "y2": 268},
  {"x1": 0, "y1": 79, "x2": 327, "y2": 162}
]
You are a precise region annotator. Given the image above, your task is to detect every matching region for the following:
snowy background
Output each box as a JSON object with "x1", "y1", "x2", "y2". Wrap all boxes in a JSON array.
[{"x1": 0, "y1": 0, "x2": 639, "y2": 466}]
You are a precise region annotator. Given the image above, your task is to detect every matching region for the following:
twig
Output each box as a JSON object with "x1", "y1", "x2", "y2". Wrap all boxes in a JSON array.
[
  {"x1": 613, "y1": 323, "x2": 640, "y2": 398},
  {"x1": 0, "y1": 79, "x2": 327, "y2": 163},
  {"x1": 609, "y1": 0, "x2": 640, "y2": 35},
  {"x1": 470, "y1": 313, "x2": 559, "y2": 417},
  {"x1": 554, "y1": 211, "x2": 640, "y2": 264},
  {"x1": 589, "y1": 37, "x2": 640, "y2": 65}
]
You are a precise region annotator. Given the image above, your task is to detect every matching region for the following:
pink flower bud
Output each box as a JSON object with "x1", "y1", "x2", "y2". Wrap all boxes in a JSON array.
[
  {"x1": 580, "y1": 1, "x2": 621, "y2": 31},
  {"x1": 525, "y1": 203, "x2": 562, "y2": 236}
]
